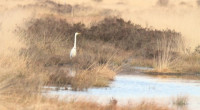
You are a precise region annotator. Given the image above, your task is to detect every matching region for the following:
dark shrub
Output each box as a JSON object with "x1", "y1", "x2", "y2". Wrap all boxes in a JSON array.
[
  {"x1": 84, "y1": 17, "x2": 181, "y2": 58},
  {"x1": 23, "y1": 16, "x2": 181, "y2": 59}
]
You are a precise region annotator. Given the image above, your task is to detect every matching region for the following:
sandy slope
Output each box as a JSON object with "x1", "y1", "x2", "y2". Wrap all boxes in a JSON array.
[{"x1": 0, "y1": 0, "x2": 36, "y2": 55}]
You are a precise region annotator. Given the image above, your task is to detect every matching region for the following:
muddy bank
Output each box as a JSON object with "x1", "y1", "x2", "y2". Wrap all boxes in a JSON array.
[{"x1": 119, "y1": 66, "x2": 200, "y2": 80}]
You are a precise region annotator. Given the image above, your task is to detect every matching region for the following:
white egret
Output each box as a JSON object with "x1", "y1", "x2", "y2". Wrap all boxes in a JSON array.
[{"x1": 70, "y1": 32, "x2": 80, "y2": 59}]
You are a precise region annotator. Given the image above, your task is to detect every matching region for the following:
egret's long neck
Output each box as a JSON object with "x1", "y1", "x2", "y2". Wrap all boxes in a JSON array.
[{"x1": 74, "y1": 34, "x2": 77, "y2": 48}]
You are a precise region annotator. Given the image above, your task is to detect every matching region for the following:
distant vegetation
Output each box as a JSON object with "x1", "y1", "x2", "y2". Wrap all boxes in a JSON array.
[
  {"x1": 157, "y1": 0, "x2": 169, "y2": 6},
  {"x1": 92, "y1": 0, "x2": 103, "y2": 3},
  {"x1": 179, "y1": 1, "x2": 187, "y2": 5},
  {"x1": 197, "y1": 0, "x2": 200, "y2": 6}
]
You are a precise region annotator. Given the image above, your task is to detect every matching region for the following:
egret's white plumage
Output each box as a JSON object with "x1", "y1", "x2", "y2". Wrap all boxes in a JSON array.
[
  {"x1": 70, "y1": 32, "x2": 80, "y2": 59},
  {"x1": 70, "y1": 47, "x2": 76, "y2": 58}
]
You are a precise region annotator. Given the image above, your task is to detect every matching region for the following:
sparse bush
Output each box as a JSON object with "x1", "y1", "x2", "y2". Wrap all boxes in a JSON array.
[
  {"x1": 179, "y1": 54, "x2": 200, "y2": 74},
  {"x1": 92, "y1": 0, "x2": 103, "y2": 2},
  {"x1": 195, "y1": 45, "x2": 200, "y2": 54},
  {"x1": 169, "y1": 45, "x2": 200, "y2": 74},
  {"x1": 21, "y1": 0, "x2": 73, "y2": 14},
  {"x1": 157, "y1": 0, "x2": 169, "y2": 6},
  {"x1": 180, "y1": 1, "x2": 187, "y2": 5},
  {"x1": 197, "y1": 0, "x2": 200, "y2": 6}
]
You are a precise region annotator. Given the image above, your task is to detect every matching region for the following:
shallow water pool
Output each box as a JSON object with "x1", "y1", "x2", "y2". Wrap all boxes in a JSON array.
[{"x1": 44, "y1": 75, "x2": 200, "y2": 110}]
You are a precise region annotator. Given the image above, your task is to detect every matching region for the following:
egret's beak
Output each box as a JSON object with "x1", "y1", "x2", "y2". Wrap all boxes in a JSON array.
[{"x1": 78, "y1": 33, "x2": 81, "y2": 35}]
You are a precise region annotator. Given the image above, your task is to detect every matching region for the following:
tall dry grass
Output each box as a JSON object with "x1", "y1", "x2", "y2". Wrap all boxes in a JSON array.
[
  {"x1": 151, "y1": 33, "x2": 200, "y2": 75},
  {"x1": 154, "y1": 36, "x2": 174, "y2": 72},
  {"x1": 152, "y1": 34, "x2": 186, "y2": 73},
  {"x1": 71, "y1": 64, "x2": 116, "y2": 90},
  {"x1": 0, "y1": 54, "x2": 49, "y2": 96}
]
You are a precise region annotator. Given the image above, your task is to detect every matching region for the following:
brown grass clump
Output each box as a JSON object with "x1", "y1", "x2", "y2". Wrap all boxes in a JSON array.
[
  {"x1": 133, "y1": 101, "x2": 172, "y2": 110},
  {"x1": 177, "y1": 54, "x2": 200, "y2": 74},
  {"x1": 131, "y1": 57, "x2": 154, "y2": 67},
  {"x1": 71, "y1": 65, "x2": 116, "y2": 90}
]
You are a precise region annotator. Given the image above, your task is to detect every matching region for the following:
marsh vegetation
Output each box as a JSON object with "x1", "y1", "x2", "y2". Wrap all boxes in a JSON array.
[{"x1": 0, "y1": 0, "x2": 200, "y2": 110}]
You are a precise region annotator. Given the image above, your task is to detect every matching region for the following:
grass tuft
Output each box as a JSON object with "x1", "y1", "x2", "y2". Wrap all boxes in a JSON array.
[
  {"x1": 173, "y1": 95, "x2": 188, "y2": 107},
  {"x1": 71, "y1": 65, "x2": 116, "y2": 90}
]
